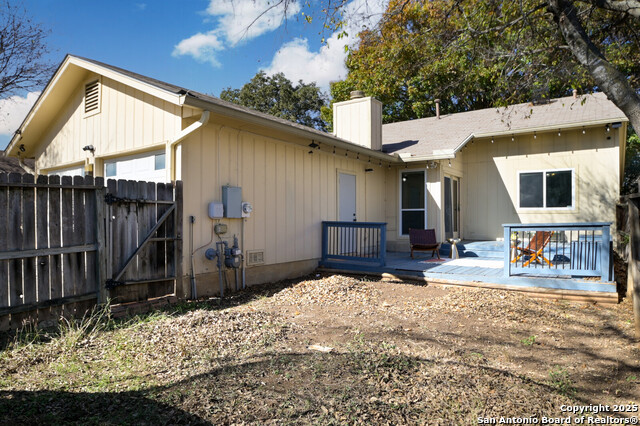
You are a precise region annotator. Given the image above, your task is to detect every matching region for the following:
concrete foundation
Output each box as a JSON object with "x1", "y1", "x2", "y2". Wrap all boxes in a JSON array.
[{"x1": 178, "y1": 258, "x2": 319, "y2": 299}]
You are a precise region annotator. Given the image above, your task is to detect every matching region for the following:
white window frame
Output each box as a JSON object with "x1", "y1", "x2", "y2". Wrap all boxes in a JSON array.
[
  {"x1": 517, "y1": 168, "x2": 575, "y2": 211},
  {"x1": 398, "y1": 168, "x2": 427, "y2": 237}
]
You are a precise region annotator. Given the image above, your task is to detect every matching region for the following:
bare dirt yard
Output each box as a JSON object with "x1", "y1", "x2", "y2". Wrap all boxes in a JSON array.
[{"x1": 1, "y1": 274, "x2": 638, "y2": 425}]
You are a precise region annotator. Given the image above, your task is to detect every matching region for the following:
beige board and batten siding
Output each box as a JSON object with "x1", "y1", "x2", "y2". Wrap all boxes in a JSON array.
[
  {"x1": 34, "y1": 73, "x2": 182, "y2": 174},
  {"x1": 385, "y1": 162, "x2": 450, "y2": 251},
  {"x1": 179, "y1": 115, "x2": 387, "y2": 297},
  {"x1": 463, "y1": 127, "x2": 622, "y2": 240}
]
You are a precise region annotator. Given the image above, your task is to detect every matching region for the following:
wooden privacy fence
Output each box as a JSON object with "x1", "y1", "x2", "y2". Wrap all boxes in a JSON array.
[{"x1": 0, "y1": 173, "x2": 182, "y2": 330}]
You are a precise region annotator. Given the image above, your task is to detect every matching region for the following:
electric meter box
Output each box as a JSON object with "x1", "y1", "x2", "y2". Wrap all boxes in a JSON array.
[
  {"x1": 222, "y1": 186, "x2": 242, "y2": 218},
  {"x1": 208, "y1": 202, "x2": 224, "y2": 219}
]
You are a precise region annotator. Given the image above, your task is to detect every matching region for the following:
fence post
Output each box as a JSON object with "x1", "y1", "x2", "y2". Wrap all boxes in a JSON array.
[
  {"x1": 628, "y1": 198, "x2": 640, "y2": 340},
  {"x1": 321, "y1": 222, "x2": 328, "y2": 265},
  {"x1": 503, "y1": 225, "x2": 511, "y2": 278},
  {"x1": 96, "y1": 181, "x2": 108, "y2": 305},
  {"x1": 601, "y1": 224, "x2": 612, "y2": 282},
  {"x1": 380, "y1": 223, "x2": 387, "y2": 267}
]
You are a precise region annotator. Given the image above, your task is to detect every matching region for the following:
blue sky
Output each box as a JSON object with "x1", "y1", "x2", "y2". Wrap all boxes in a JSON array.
[{"x1": 0, "y1": 0, "x2": 387, "y2": 149}]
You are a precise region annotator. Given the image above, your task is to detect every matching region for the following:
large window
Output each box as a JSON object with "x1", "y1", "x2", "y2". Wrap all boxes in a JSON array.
[
  {"x1": 519, "y1": 169, "x2": 573, "y2": 209},
  {"x1": 400, "y1": 170, "x2": 425, "y2": 235}
]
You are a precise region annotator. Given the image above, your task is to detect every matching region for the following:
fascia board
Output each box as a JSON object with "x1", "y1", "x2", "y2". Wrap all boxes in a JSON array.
[{"x1": 184, "y1": 96, "x2": 403, "y2": 164}]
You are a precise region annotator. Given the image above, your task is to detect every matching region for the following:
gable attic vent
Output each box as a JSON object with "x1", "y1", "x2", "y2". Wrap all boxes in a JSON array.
[{"x1": 84, "y1": 80, "x2": 100, "y2": 115}]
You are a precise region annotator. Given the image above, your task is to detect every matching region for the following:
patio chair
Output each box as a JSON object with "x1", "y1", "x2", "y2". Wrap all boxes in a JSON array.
[
  {"x1": 409, "y1": 228, "x2": 441, "y2": 259},
  {"x1": 511, "y1": 231, "x2": 554, "y2": 267}
]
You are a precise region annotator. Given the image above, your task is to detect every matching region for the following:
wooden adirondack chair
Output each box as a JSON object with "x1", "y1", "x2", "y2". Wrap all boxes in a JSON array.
[
  {"x1": 409, "y1": 228, "x2": 441, "y2": 259},
  {"x1": 511, "y1": 231, "x2": 554, "y2": 267}
]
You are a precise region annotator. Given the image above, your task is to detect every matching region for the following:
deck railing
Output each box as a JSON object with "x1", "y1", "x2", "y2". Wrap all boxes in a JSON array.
[
  {"x1": 321, "y1": 221, "x2": 387, "y2": 267},
  {"x1": 503, "y1": 222, "x2": 613, "y2": 281}
]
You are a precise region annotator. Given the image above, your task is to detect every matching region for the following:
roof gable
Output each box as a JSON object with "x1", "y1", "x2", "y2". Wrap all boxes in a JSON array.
[{"x1": 5, "y1": 55, "x2": 185, "y2": 157}]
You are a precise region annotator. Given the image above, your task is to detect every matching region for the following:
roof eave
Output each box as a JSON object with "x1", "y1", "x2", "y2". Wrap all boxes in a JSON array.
[
  {"x1": 6, "y1": 55, "x2": 184, "y2": 157},
  {"x1": 183, "y1": 95, "x2": 403, "y2": 164}
]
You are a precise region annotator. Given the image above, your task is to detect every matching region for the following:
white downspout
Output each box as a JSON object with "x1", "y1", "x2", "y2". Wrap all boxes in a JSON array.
[
  {"x1": 166, "y1": 110, "x2": 210, "y2": 300},
  {"x1": 167, "y1": 110, "x2": 210, "y2": 182}
]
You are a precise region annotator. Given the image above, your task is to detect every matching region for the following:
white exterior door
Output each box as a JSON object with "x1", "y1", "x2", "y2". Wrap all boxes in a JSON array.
[{"x1": 339, "y1": 172, "x2": 356, "y2": 222}]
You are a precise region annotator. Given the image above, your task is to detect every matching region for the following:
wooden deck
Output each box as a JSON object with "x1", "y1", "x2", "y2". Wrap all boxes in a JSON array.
[{"x1": 319, "y1": 241, "x2": 619, "y2": 304}]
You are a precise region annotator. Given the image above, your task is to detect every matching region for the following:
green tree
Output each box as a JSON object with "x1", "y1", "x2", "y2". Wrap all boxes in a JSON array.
[
  {"x1": 624, "y1": 129, "x2": 640, "y2": 194},
  {"x1": 321, "y1": 0, "x2": 640, "y2": 125},
  {"x1": 220, "y1": 71, "x2": 328, "y2": 131},
  {"x1": 293, "y1": 0, "x2": 640, "y2": 134}
]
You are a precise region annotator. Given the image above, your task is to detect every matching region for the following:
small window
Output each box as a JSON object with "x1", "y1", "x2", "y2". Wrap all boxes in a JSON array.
[
  {"x1": 105, "y1": 162, "x2": 117, "y2": 177},
  {"x1": 155, "y1": 153, "x2": 166, "y2": 170},
  {"x1": 518, "y1": 169, "x2": 573, "y2": 209},
  {"x1": 84, "y1": 79, "x2": 101, "y2": 115}
]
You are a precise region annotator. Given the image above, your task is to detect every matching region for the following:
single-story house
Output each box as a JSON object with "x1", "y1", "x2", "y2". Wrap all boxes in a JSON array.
[{"x1": 3, "y1": 55, "x2": 627, "y2": 297}]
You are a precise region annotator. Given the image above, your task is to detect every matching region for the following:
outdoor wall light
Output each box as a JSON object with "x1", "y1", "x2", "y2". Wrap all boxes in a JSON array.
[
  {"x1": 308, "y1": 150, "x2": 314, "y2": 155},
  {"x1": 448, "y1": 159, "x2": 452, "y2": 167},
  {"x1": 19, "y1": 144, "x2": 25, "y2": 152},
  {"x1": 82, "y1": 145, "x2": 95, "y2": 152},
  {"x1": 308, "y1": 140, "x2": 319, "y2": 149},
  {"x1": 365, "y1": 168, "x2": 374, "y2": 173},
  {"x1": 605, "y1": 124, "x2": 611, "y2": 132}
]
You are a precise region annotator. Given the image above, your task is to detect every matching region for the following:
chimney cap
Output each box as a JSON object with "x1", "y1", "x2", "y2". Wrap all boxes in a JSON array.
[{"x1": 350, "y1": 90, "x2": 365, "y2": 99}]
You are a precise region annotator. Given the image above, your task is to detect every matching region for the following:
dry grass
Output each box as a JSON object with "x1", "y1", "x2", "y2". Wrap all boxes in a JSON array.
[{"x1": 0, "y1": 274, "x2": 638, "y2": 425}]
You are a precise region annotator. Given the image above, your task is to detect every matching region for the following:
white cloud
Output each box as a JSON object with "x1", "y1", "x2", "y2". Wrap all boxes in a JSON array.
[
  {"x1": 0, "y1": 91, "x2": 40, "y2": 136},
  {"x1": 207, "y1": 0, "x2": 301, "y2": 47},
  {"x1": 173, "y1": 31, "x2": 224, "y2": 67},
  {"x1": 173, "y1": 0, "x2": 300, "y2": 67},
  {"x1": 263, "y1": 0, "x2": 388, "y2": 90}
]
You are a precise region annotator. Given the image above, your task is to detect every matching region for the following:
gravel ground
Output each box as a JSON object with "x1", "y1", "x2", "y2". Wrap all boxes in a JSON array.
[{"x1": 1, "y1": 273, "x2": 638, "y2": 425}]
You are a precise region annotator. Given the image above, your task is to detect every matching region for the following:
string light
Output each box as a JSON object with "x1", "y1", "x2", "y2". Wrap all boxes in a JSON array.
[
  {"x1": 448, "y1": 159, "x2": 452, "y2": 167},
  {"x1": 582, "y1": 127, "x2": 586, "y2": 135},
  {"x1": 491, "y1": 137, "x2": 494, "y2": 144},
  {"x1": 557, "y1": 129, "x2": 561, "y2": 137},
  {"x1": 511, "y1": 135, "x2": 515, "y2": 142},
  {"x1": 533, "y1": 132, "x2": 537, "y2": 139}
]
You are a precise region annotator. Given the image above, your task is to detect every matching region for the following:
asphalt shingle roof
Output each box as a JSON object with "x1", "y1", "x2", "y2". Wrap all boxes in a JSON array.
[{"x1": 381, "y1": 93, "x2": 627, "y2": 157}]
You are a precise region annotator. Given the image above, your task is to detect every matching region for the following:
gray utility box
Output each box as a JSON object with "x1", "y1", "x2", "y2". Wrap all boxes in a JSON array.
[{"x1": 222, "y1": 186, "x2": 242, "y2": 218}]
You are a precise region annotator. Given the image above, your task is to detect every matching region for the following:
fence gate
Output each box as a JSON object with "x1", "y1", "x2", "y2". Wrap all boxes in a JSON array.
[{"x1": 104, "y1": 179, "x2": 182, "y2": 305}]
